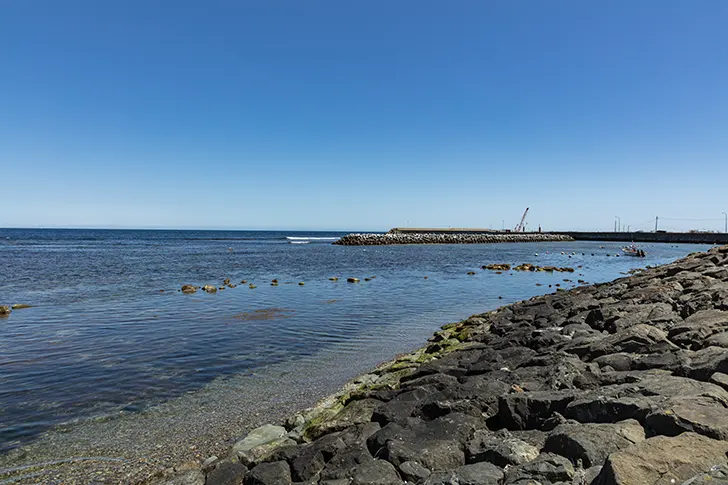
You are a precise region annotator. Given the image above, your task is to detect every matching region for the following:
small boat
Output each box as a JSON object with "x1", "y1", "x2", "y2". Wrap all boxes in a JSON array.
[{"x1": 622, "y1": 244, "x2": 646, "y2": 257}]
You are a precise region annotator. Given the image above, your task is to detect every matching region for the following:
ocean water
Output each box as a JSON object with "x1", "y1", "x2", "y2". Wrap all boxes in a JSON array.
[{"x1": 0, "y1": 229, "x2": 711, "y2": 453}]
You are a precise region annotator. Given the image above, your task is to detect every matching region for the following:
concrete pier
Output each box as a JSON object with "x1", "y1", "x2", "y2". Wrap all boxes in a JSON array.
[
  {"x1": 558, "y1": 231, "x2": 728, "y2": 245},
  {"x1": 386, "y1": 228, "x2": 728, "y2": 245}
]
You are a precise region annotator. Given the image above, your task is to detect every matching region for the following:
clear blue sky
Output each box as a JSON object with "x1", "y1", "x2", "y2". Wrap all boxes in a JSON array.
[{"x1": 1, "y1": 1, "x2": 727, "y2": 232}]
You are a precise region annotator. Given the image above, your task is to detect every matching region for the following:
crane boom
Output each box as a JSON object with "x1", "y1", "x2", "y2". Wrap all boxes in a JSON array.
[{"x1": 514, "y1": 207, "x2": 529, "y2": 232}]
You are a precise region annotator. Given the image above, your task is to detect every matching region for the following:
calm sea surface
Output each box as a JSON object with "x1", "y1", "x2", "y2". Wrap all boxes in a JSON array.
[{"x1": 0, "y1": 229, "x2": 712, "y2": 452}]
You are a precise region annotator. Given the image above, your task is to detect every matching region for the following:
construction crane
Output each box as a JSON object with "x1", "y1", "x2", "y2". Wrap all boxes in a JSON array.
[{"x1": 514, "y1": 207, "x2": 529, "y2": 232}]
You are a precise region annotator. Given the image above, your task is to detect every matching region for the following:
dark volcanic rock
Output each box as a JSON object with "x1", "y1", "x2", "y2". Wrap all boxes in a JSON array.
[
  {"x1": 244, "y1": 461, "x2": 291, "y2": 485},
  {"x1": 503, "y1": 453, "x2": 575, "y2": 484},
  {"x1": 398, "y1": 460, "x2": 431, "y2": 482},
  {"x1": 543, "y1": 419, "x2": 645, "y2": 468},
  {"x1": 206, "y1": 461, "x2": 247, "y2": 485},
  {"x1": 349, "y1": 459, "x2": 402, "y2": 485},
  {"x1": 289, "y1": 435, "x2": 346, "y2": 481},
  {"x1": 384, "y1": 438, "x2": 464, "y2": 471},
  {"x1": 490, "y1": 390, "x2": 579, "y2": 430},
  {"x1": 367, "y1": 413, "x2": 484, "y2": 458}
]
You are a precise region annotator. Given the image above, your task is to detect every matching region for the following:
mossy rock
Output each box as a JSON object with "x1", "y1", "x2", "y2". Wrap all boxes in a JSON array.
[
  {"x1": 452, "y1": 327, "x2": 472, "y2": 342},
  {"x1": 425, "y1": 337, "x2": 462, "y2": 355},
  {"x1": 303, "y1": 398, "x2": 380, "y2": 441}
]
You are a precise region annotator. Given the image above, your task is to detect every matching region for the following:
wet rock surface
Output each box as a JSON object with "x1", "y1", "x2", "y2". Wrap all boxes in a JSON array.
[{"x1": 157, "y1": 246, "x2": 728, "y2": 485}]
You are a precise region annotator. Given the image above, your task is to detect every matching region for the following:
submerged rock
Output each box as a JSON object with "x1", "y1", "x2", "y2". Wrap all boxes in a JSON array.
[
  {"x1": 347, "y1": 278, "x2": 360, "y2": 283},
  {"x1": 10, "y1": 303, "x2": 31, "y2": 310},
  {"x1": 202, "y1": 285, "x2": 217, "y2": 293},
  {"x1": 0, "y1": 305, "x2": 10, "y2": 317}
]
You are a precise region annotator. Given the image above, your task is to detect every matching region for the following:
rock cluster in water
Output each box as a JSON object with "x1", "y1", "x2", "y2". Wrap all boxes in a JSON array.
[
  {"x1": 153, "y1": 245, "x2": 728, "y2": 485},
  {"x1": 333, "y1": 233, "x2": 574, "y2": 246},
  {"x1": 512, "y1": 264, "x2": 576, "y2": 273},
  {"x1": 0, "y1": 303, "x2": 32, "y2": 318}
]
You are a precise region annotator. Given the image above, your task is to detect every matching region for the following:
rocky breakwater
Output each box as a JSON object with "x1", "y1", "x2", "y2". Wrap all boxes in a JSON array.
[
  {"x1": 152, "y1": 246, "x2": 728, "y2": 485},
  {"x1": 333, "y1": 233, "x2": 574, "y2": 246}
]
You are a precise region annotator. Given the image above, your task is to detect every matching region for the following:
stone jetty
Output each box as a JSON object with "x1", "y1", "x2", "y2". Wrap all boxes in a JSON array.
[
  {"x1": 153, "y1": 245, "x2": 728, "y2": 485},
  {"x1": 333, "y1": 233, "x2": 574, "y2": 246}
]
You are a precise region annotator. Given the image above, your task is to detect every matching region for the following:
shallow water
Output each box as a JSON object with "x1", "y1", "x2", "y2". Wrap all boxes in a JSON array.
[{"x1": 0, "y1": 229, "x2": 711, "y2": 452}]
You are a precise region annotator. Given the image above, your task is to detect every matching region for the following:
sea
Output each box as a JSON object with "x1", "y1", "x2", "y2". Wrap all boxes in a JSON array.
[{"x1": 0, "y1": 229, "x2": 712, "y2": 455}]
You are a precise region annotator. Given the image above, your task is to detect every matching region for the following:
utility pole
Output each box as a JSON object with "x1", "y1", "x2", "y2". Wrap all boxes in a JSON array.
[
  {"x1": 655, "y1": 216, "x2": 659, "y2": 232},
  {"x1": 723, "y1": 212, "x2": 727, "y2": 233}
]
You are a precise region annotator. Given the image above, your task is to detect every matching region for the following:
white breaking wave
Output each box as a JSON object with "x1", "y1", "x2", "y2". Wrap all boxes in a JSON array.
[
  {"x1": 289, "y1": 240, "x2": 310, "y2": 244},
  {"x1": 286, "y1": 237, "x2": 338, "y2": 241}
]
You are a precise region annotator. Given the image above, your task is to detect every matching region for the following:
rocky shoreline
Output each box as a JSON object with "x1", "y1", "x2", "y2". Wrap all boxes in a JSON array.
[
  {"x1": 333, "y1": 233, "x2": 574, "y2": 246},
  {"x1": 149, "y1": 245, "x2": 728, "y2": 485}
]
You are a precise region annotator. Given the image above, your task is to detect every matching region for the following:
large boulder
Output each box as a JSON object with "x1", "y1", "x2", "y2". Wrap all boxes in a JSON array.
[
  {"x1": 367, "y1": 413, "x2": 484, "y2": 458},
  {"x1": 593, "y1": 433, "x2": 728, "y2": 485},
  {"x1": 679, "y1": 346, "x2": 728, "y2": 381},
  {"x1": 543, "y1": 419, "x2": 645, "y2": 468},
  {"x1": 645, "y1": 395, "x2": 728, "y2": 440},
  {"x1": 564, "y1": 372, "x2": 728, "y2": 425},
  {"x1": 289, "y1": 435, "x2": 346, "y2": 481},
  {"x1": 305, "y1": 398, "x2": 380, "y2": 441},
  {"x1": 384, "y1": 438, "x2": 464, "y2": 471},
  {"x1": 205, "y1": 460, "x2": 247, "y2": 485},
  {"x1": 232, "y1": 425, "x2": 291, "y2": 467},
  {"x1": 707, "y1": 332, "x2": 728, "y2": 348},
  {"x1": 398, "y1": 461, "x2": 431, "y2": 482},
  {"x1": 491, "y1": 390, "x2": 579, "y2": 430},
  {"x1": 503, "y1": 453, "x2": 575, "y2": 484},
  {"x1": 466, "y1": 429, "x2": 540, "y2": 466},
  {"x1": 668, "y1": 310, "x2": 728, "y2": 350},
  {"x1": 586, "y1": 324, "x2": 678, "y2": 358},
  {"x1": 349, "y1": 459, "x2": 402, "y2": 485}
]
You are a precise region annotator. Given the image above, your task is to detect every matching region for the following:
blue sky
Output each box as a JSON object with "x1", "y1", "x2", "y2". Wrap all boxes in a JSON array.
[{"x1": 1, "y1": 1, "x2": 727, "y2": 231}]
